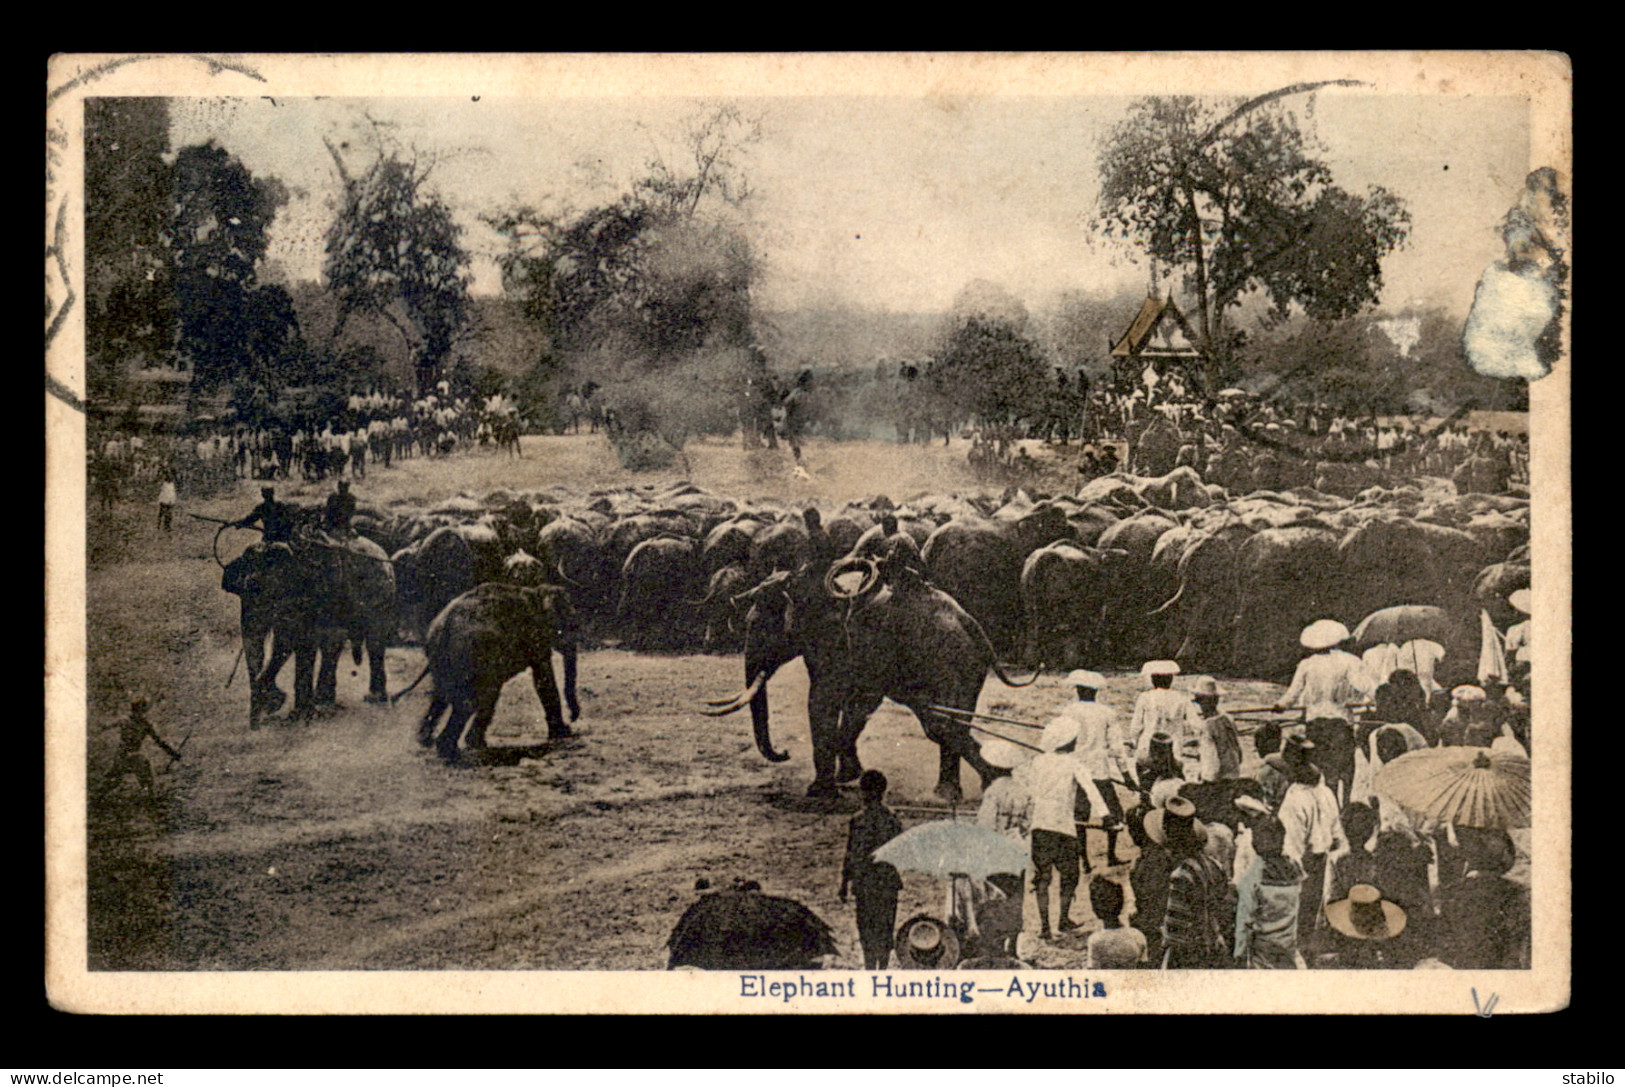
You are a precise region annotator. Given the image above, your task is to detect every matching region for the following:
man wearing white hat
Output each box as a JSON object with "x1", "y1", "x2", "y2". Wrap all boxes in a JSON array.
[
  {"x1": 1057, "y1": 670, "x2": 1135, "y2": 870},
  {"x1": 1274, "y1": 620, "x2": 1376, "y2": 723},
  {"x1": 1132, "y1": 660, "x2": 1201, "y2": 767}
]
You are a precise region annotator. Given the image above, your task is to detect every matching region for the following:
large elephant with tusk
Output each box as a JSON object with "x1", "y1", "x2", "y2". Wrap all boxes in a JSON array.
[{"x1": 703, "y1": 557, "x2": 1035, "y2": 801}]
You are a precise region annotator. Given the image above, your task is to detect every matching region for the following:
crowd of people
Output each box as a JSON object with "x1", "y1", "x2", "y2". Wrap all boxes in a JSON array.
[
  {"x1": 844, "y1": 609, "x2": 1533, "y2": 972},
  {"x1": 89, "y1": 384, "x2": 525, "y2": 521}
]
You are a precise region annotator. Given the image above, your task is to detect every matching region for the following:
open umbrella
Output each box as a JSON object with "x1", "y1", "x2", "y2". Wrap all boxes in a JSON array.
[
  {"x1": 873, "y1": 821, "x2": 1029, "y2": 881},
  {"x1": 1352, "y1": 605, "x2": 1453, "y2": 647},
  {"x1": 1373, "y1": 745, "x2": 1530, "y2": 829}
]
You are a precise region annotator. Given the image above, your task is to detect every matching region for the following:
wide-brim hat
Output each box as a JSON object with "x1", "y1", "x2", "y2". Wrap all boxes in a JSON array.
[
  {"x1": 1140, "y1": 659, "x2": 1182, "y2": 678},
  {"x1": 1190, "y1": 676, "x2": 1220, "y2": 698},
  {"x1": 1066, "y1": 669, "x2": 1107, "y2": 690},
  {"x1": 1508, "y1": 589, "x2": 1532, "y2": 614},
  {"x1": 979, "y1": 738, "x2": 1033, "y2": 770},
  {"x1": 894, "y1": 915, "x2": 961, "y2": 970},
  {"x1": 1040, "y1": 716, "x2": 1080, "y2": 752},
  {"x1": 1325, "y1": 885, "x2": 1407, "y2": 941},
  {"x1": 1300, "y1": 619, "x2": 1352, "y2": 650},
  {"x1": 1451, "y1": 685, "x2": 1488, "y2": 703},
  {"x1": 1144, "y1": 796, "x2": 1208, "y2": 847}
]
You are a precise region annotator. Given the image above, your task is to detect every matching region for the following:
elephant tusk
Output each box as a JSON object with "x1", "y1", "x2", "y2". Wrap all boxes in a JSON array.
[
  {"x1": 701, "y1": 673, "x2": 766, "y2": 715},
  {"x1": 1148, "y1": 581, "x2": 1187, "y2": 616}
]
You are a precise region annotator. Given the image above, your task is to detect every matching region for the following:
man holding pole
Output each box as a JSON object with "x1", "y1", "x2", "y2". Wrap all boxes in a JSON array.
[{"x1": 1058, "y1": 669, "x2": 1135, "y2": 871}]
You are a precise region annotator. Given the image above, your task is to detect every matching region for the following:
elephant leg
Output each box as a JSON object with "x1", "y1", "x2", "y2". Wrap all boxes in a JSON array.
[
  {"x1": 833, "y1": 708, "x2": 865, "y2": 785},
  {"x1": 805, "y1": 685, "x2": 845, "y2": 798},
  {"x1": 559, "y1": 646, "x2": 580, "y2": 723},
  {"x1": 315, "y1": 637, "x2": 342, "y2": 708},
  {"x1": 529, "y1": 659, "x2": 570, "y2": 740},
  {"x1": 364, "y1": 634, "x2": 390, "y2": 704},
  {"x1": 437, "y1": 700, "x2": 474, "y2": 762},
  {"x1": 465, "y1": 687, "x2": 501, "y2": 751},
  {"x1": 417, "y1": 694, "x2": 447, "y2": 747},
  {"x1": 253, "y1": 641, "x2": 294, "y2": 725},
  {"x1": 292, "y1": 645, "x2": 317, "y2": 721}
]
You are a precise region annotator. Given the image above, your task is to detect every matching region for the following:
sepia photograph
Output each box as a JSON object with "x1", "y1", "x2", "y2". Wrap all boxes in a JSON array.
[{"x1": 44, "y1": 52, "x2": 1571, "y2": 1014}]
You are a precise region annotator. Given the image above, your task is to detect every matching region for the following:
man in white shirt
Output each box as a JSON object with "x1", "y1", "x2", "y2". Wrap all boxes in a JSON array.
[
  {"x1": 1277, "y1": 757, "x2": 1349, "y2": 944},
  {"x1": 1132, "y1": 660, "x2": 1199, "y2": 762},
  {"x1": 1058, "y1": 669, "x2": 1136, "y2": 870},
  {"x1": 1029, "y1": 717, "x2": 1085, "y2": 941},
  {"x1": 1275, "y1": 620, "x2": 1375, "y2": 723},
  {"x1": 1362, "y1": 638, "x2": 1447, "y2": 694}
]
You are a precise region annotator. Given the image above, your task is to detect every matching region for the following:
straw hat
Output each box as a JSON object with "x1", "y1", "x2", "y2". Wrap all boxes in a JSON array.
[
  {"x1": 1325, "y1": 885, "x2": 1407, "y2": 941},
  {"x1": 894, "y1": 915, "x2": 961, "y2": 969},
  {"x1": 979, "y1": 738, "x2": 1033, "y2": 770},
  {"x1": 1508, "y1": 589, "x2": 1532, "y2": 614},
  {"x1": 1066, "y1": 669, "x2": 1107, "y2": 690},
  {"x1": 1300, "y1": 619, "x2": 1352, "y2": 650},
  {"x1": 1451, "y1": 685, "x2": 1487, "y2": 703},
  {"x1": 1144, "y1": 795, "x2": 1208, "y2": 847},
  {"x1": 1040, "y1": 716, "x2": 1080, "y2": 752},
  {"x1": 1140, "y1": 659, "x2": 1181, "y2": 678},
  {"x1": 1190, "y1": 676, "x2": 1220, "y2": 698}
]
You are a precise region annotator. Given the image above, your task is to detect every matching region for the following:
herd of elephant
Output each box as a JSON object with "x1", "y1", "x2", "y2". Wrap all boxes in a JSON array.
[{"x1": 218, "y1": 462, "x2": 1528, "y2": 799}]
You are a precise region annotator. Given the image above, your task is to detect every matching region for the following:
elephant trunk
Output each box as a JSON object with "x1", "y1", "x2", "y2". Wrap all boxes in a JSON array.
[
  {"x1": 747, "y1": 670, "x2": 789, "y2": 763},
  {"x1": 560, "y1": 640, "x2": 580, "y2": 720}
]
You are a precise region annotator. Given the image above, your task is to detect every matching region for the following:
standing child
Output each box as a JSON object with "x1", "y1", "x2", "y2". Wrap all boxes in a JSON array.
[{"x1": 839, "y1": 770, "x2": 904, "y2": 970}]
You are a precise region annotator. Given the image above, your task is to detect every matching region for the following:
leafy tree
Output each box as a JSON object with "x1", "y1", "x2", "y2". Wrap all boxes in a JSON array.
[
  {"x1": 324, "y1": 139, "x2": 473, "y2": 396},
  {"x1": 933, "y1": 315, "x2": 1050, "y2": 428},
  {"x1": 84, "y1": 98, "x2": 174, "y2": 403},
  {"x1": 1096, "y1": 91, "x2": 1411, "y2": 387},
  {"x1": 168, "y1": 141, "x2": 299, "y2": 405}
]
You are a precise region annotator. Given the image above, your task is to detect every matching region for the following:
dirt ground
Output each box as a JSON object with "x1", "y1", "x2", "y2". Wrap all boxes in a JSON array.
[{"x1": 82, "y1": 433, "x2": 1285, "y2": 971}]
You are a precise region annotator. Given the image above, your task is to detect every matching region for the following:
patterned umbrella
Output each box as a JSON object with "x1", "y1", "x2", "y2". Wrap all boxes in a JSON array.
[
  {"x1": 873, "y1": 820, "x2": 1030, "y2": 881},
  {"x1": 1352, "y1": 604, "x2": 1453, "y2": 647},
  {"x1": 1373, "y1": 745, "x2": 1531, "y2": 829}
]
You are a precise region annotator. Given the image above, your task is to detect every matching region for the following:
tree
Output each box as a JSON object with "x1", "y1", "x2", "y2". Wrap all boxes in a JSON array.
[
  {"x1": 933, "y1": 314, "x2": 1050, "y2": 429},
  {"x1": 84, "y1": 98, "x2": 174, "y2": 403},
  {"x1": 168, "y1": 141, "x2": 300, "y2": 405},
  {"x1": 485, "y1": 105, "x2": 763, "y2": 466},
  {"x1": 324, "y1": 139, "x2": 473, "y2": 396},
  {"x1": 1096, "y1": 91, "x2": 1411, "y2": 388}
]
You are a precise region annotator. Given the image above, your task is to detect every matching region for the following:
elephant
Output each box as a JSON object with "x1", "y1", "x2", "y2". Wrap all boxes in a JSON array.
[
  {"x1": 221, "y1": 534, "x2": 396, "y2": 726},
  {"x1": 1144, "y1": 517, "x2": 1255, "y2": 671},
  {"x1": 538, "y1": 514, "x2": 612, "y2": 626},
  {"x1": 696, "y1": 562, "x2": 753, "y2": 652},
  {"x1": 1231, "y1": 525, "x2": 1345, "y2": 681},
  {"x1": 919, "y1": 501, "x2": 1073, "y2": 654},
  {"x1": 748, "y1": 517, "x2": 812, "y2": 579},
  {"x1": 700, "y1": 515, "x2": 765, "y2": 578},
  {"x1": 703, "y1": 560, "x2": 1034, "y2": 801},
  {"x1": 617, "y1": 535, "x2": 704, "y2": 649},
  {"x1": 390, "y1": 522, "x2": 508, "y2": 640},
  {"x1": 1473, "y1": 561, "x2": 1531, "y2": 629},
  {"x1": 1018, "y1": 542, "x2": 1128, "y2": 670},
  {"x1": 399, "y1": 582, "x2": 580, "y2": 762},
  {"x1": 1094, "y1": 510, "x2": 1180, "y2": 664}
]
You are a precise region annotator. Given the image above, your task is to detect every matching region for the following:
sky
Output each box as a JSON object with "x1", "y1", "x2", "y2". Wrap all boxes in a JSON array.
[{"x1": 169, "y1": 91, "x2": 1531, "y2": 319}]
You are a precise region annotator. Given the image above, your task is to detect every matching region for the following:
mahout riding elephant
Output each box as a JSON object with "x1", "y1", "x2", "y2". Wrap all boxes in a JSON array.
[
  {"x1": 1018, "y1": 541, "x2": 1127, "y2": 670},
  {"x1": 703, "y1": 559, "x2": 1033, "y2": 801},
  {"x1": 397, "y1": 583, "x2": 580, "y2": 762},
  {"x1": 1094, "y1": 510, "x2": 1180, "y2": 664},
  {"x1": 618, "y1": 535, "x2": 704, "y2": 649},
  {"x1": 1231, "y1": 525, "x2": 1345, "y2": 681},
  {"x1": 221, "y1": 534, "x2": 396, "y2": 726},
  {"x1": 920, "y1": 502, "x2": 1072, "y2": 655},
  {"x1": 1145, "y1": 517, "x2": 1255, "y2": 671}
]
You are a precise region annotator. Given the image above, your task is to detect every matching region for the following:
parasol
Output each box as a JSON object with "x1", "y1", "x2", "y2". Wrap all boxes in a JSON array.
[
  {"x1": 1352, "y1": 605, "x2": 1453, "y2": 647},
  {"x1": 1372, "y1": 745, "x2": 1530, "y2": 829},
  {"x1": 873, "y1": 821, "x2": 1030, "y2": 881}
]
